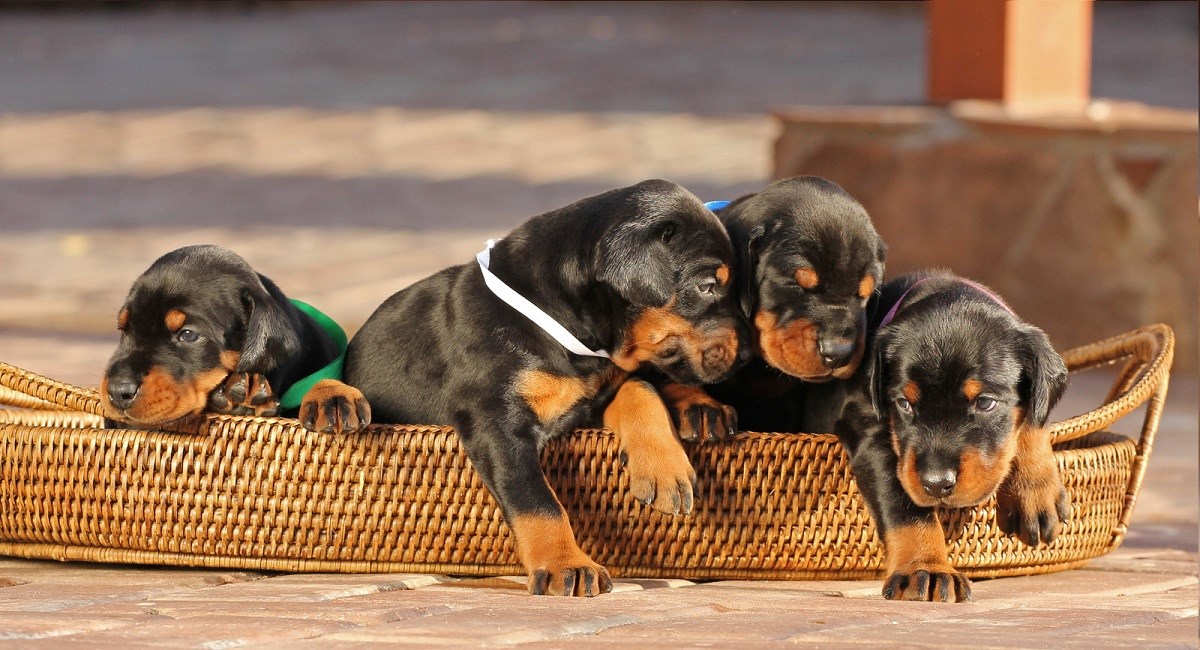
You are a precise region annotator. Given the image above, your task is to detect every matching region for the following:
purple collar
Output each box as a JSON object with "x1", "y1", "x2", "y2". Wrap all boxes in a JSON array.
[{"x1": 878, "y1": 277, "x2": 1015, "y2": 328}]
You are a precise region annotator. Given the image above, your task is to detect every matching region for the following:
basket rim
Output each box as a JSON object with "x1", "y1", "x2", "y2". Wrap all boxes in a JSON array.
[{"x1": 0, "y1": 324, "x2": 1174, "y2": 446}]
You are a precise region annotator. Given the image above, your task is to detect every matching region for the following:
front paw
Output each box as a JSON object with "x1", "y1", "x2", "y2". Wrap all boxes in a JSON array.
[
  {"x1": 883, "y1": 565, "x2": 972, "y2": 603},
  {"x1": 619, "y1": 441, "x2": 696, "y2": 516},
  {"x1": 298, "y1": 379, "x2": 371, "y2": 434},
  {"x1": 661, "y1": 384, "x2": 737, "y2": 443},
  {"x1": 529, "y1": 560, "x2": 613, "y2": 597},
  {"x1": 208, "y1": 372, "x2": 279, "y2": 417},
  {"x1": 997, "y1": 478, "x2": 1071, "y2": 547}
]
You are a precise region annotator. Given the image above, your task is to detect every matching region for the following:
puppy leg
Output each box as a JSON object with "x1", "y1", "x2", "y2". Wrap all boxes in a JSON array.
[
  {"x1": 208, "y1": 372, "x2": 279, "y2": 417},
  {"x1": 603, "y1": 379, "x2": 697, "y2": 515},
  {"x1": 841, "y1": 419, "x2": 971, "y2": 603},
  {"x1": 298, "y1": 379, "x2": 371, "y2": 434},
  {"x1": 996, "y1": 426, "x2": 1071, "y2": 547},
  {"x1": 659, "y1": 383, "x2": 737, "y2": 443},
  {"x1": 463, "y1": 426, "x2": 612, "y2": 597}
]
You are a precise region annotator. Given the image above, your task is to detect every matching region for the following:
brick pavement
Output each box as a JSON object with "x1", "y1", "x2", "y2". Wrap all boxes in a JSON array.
[
  {"x1": 0, "y1": 2, "x2": 1195, "y2": 647},
  {"x1": 0, "y1": 547, "x2": 1195, "y2": 646}
]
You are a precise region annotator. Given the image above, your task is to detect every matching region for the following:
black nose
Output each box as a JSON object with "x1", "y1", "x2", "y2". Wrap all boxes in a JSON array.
[
  {"x1": 106, "y1": 379, "x2": 139, "y2": 410},
  {"x1": 819, "y1": 338, "x2": 855, "y2": 369},
  {"x1": 920, "y1": 470, "x2": 958, "y2": 499}
]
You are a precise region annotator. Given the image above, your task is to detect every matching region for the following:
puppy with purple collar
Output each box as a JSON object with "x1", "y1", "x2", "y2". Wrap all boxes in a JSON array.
[{"x1": 833, "y1": 270, "x2": 1070, "y2": 602}]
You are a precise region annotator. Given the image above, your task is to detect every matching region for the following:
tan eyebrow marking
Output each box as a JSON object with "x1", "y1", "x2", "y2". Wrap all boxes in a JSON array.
[
  {"x1": 962, "y1": 379, "x2": 983, "y2": 401},
  {"x1": 165, "y1": 309, "x2": 186, "y2": 332},
  {"x1": 117, "y1": 309, "x2": 129, "y2": 330},
  {"x1": 902, "y1": 380, "x2": 921, "y2": 404},
  {"x1": 796, "y1": 267, "x2": 819, "y2": 290},
  {"x1": 858, "y1": 275, "x2": 876, "y2": 299},
  {"x1": 715, "y1": 265, "x2": 730, "y2": 286}
]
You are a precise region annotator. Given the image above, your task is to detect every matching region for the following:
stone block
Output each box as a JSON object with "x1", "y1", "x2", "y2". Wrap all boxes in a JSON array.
[{"x1": 774, "y1": 100, "x2": 1199, "y2": 371}]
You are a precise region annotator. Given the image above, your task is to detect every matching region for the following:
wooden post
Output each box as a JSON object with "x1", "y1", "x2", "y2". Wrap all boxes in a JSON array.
[{"x1": 927, "y1": 0, "x2": 1093, "y2": 112}]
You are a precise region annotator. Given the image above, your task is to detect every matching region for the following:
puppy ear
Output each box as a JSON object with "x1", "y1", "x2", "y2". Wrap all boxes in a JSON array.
[
  {"x1": 237, "y1": 274, "x2": 301, "y2": 373},
  {"x1": 733, "y1": 224, "x2": 767, "y2": 318},
  {"x1": 597, "y1": 220, "x2": 675, "y2": 306},
  {"x1": 1017, "y1": 325, "x2": 1069, "y2": 427},
  {"x1": 866, "y1": 332, "x2": 890, "y2": 417}
]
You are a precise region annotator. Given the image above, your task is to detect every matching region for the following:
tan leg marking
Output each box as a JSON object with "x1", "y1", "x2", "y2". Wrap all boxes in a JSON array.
[
  {"x1": 604, "y1": 380, "x2": 696, "y2": 514},
  {"x1": 298, "y1": 378, "x2": 371, "y2": 434},
  {"x1": 882, "y1": 519, "x2": 970, "y2": 602},
  {"x1": 517, "y1": 369, "x2": 591, "y2": 424},
  {"x1": 659, "y1": 383, "x2": 737, "y2": 443},
  {"x1": 511, "y1": 513, "x2": 611, "y2": 597}
]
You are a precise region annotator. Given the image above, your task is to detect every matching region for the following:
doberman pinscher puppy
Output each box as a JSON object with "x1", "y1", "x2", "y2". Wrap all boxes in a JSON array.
[
  {"x1": 663, "y1": 176, "x2": 887, "y2": 438},
  {"x1": 834, "y1": 270, "x2": 1070, "y2": 602},
  {"x1": 101, "y1": 244, "x2": 345, "y2": 428},
  {"x1": 301, "y1": 179, "x2": 748, "y2": 596}
]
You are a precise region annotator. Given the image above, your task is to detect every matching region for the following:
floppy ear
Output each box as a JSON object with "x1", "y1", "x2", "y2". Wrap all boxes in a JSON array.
[
  {"x1": 1017, "y1": 326, "x2": 1069, "y2": 427},
  {"x1": 237, "y1": 275, "x2": 301, "y2": 374},
  {"x1": 866, "y1": 332, "x2": 890, "y2": 418},
  {"x1": 596, "y1": 220, "x2": 675, "y2": 307},
  {"x1": 732, "y1": 223, "x2": 767, "y2": 318}
]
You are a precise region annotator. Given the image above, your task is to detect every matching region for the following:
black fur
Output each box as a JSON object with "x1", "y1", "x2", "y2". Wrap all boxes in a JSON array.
[
  {"x1": 101, "y1": 244, "x2": 340, "y2": 426},
  {"x1": 833, "y1": 270, "x2": 1069, "y2": 602},
  {"x1": 339, "y1": 179, "x2": 748, "y2": 596},
  {"x1": 670, "y1": 176, "x2": 886, "y2": 437}
]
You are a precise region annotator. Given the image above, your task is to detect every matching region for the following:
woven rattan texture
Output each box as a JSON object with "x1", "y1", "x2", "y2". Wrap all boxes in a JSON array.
[{"x1": 0, "y1": 325, "x2": 1173, "y2": 579}]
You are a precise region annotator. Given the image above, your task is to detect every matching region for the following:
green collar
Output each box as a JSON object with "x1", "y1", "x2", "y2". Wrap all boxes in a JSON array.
[{"x1": 278, "y1": 299, "x2": 348, "y2": 411}]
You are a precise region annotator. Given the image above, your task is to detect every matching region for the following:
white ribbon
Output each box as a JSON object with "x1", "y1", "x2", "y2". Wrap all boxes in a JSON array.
[{"x1": 476, "y1": 239, "x2": 610, "y2": 358}]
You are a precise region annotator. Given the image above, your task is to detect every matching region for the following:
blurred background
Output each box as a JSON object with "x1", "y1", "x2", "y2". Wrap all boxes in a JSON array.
[{"x1": 0, "y1": 0, "x2": 1195, "y2": 380}]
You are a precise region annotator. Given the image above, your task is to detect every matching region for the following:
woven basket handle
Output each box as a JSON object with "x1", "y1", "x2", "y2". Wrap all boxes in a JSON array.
[
  {"x1": 0, "y1": 364, "x2": 103, "y2": 416},
  {"x1": 1049, "y1": 323, "x2": 1173, "y2": 544},
  {"x1": 1049, "y1": 323, "x2": 1173, "y2": 446}
]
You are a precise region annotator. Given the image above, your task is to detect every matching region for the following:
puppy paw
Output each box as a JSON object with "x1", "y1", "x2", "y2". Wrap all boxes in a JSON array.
[
  {"x1": 208, "y1": 372, "x2": 279, "y2": 417},
  {"x1": 660, "y1": 384, "x2": 737, "y2": 443},
  {"x1": 997, "y1": 476, "x2": 1071, "y2": 548},
  {"x1": 298, "y1": 379, "x2": 371, "y2": 434},
  {"x1": 529, "y1": 561, "x2": 613, "y2": 597},
  {"x1": 619, "y1": 440, "x2": 696, "y2": 515},
  {"x1": 883, "y1": 564, "x2": 972, "y2": 603}
]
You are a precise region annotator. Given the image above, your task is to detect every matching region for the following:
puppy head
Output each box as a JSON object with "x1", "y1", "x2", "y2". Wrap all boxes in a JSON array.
[
  {"x1": 599, "y1": 179, "x2": 749, "y2": 385},
  {"x1": 721, "y1": 176, "x2": 885, "y2": 382},
  {"x1": 869, "y1": 289, "x2": 1068, "y2": 509},
  {"x1": 101, "y1": 245, "x2": 298, "y2": 426}
]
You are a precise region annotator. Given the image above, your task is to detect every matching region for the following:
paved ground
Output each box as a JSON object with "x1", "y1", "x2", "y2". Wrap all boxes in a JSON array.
[{"x1": 0, "y1": 2, "x2": 1195, "y2": 647}]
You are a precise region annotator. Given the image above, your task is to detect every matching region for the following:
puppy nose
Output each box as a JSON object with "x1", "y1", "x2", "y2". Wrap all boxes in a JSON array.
[
  {"x1": 920, "y1": 469, "x2": 958, "y2": 499},
  {"x1": 106, "y1": 379, "x2": 139, "y2": 410},
  {"x1": 819, "y1": 338, "x2": 855, "y2": 369}
]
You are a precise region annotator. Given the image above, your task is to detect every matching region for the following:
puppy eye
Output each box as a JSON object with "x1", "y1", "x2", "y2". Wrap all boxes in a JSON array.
[
  {"x1": 975, "y1": 396, "x2": 997, "y2": 413},
  {"x1": 697, "y1": 279, "x2": 718, "y2": 295},
  {"x1": 660, "y1": 222, "x2": 677, "y2": 244},
  {"x1": 895, "y1": 397, "x2": 913, "y2": 414},
  {"x1": 177, "y1": 329, "x2": 201, "y2": 343}
]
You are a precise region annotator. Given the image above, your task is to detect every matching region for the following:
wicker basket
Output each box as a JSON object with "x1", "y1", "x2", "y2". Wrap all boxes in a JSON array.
[{"x1": 0, "y1": 324, "x2": 1173, "y2": 580}]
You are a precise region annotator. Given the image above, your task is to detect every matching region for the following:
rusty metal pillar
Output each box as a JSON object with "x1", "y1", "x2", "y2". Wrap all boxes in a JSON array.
[{"x1": 927, "y1": 0, "x2": 1094, "y2": 112}]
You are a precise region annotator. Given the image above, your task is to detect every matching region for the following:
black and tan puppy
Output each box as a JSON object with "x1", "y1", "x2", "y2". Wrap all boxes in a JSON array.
[
  {"x1": 664, "y1": 176, "x2": 887, "y2": 438},
  {"x1": 101, "y1": 244, "x2": 345, "y2": 428},
  {"x1": 835, "y1": 270, "x2": 1070, "y2": 602},
  {"x1": 302, "y1": 179, "x2": 747, "y2": 597}
]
